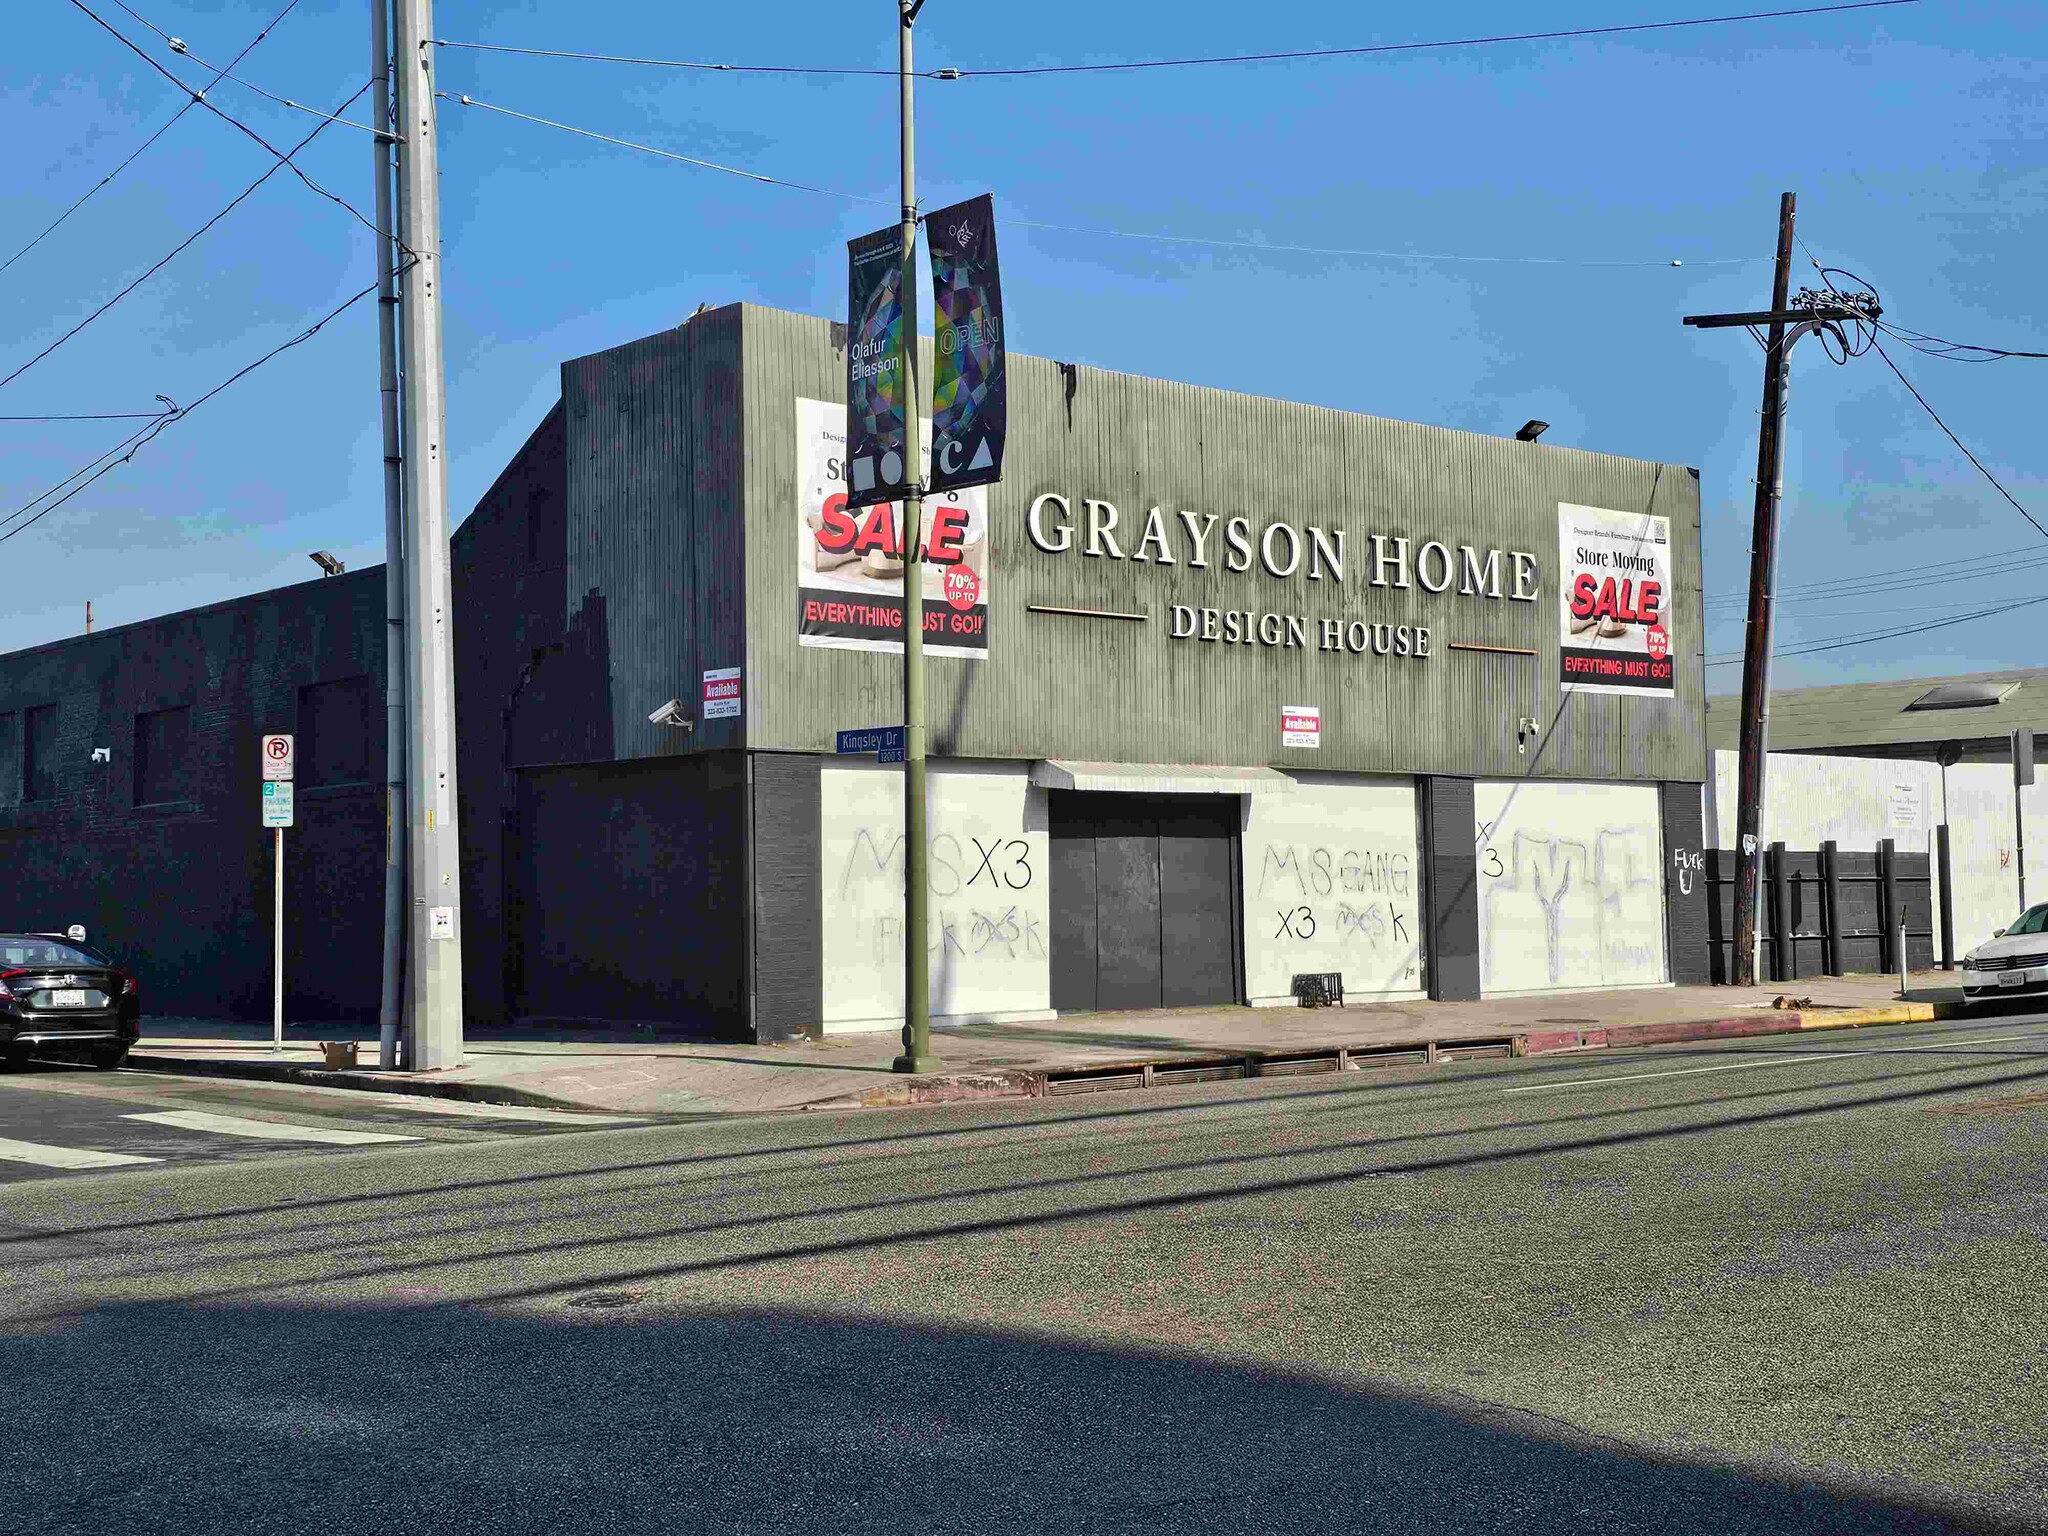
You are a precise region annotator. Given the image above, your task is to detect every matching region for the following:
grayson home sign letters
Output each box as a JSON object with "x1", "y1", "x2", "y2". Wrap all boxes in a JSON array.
[{"x1": 1026, "y1": 493, "x2": 1541, "y2": 660}]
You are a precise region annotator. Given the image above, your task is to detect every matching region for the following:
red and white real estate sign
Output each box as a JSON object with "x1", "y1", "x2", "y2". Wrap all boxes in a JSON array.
[
  {"x1": 702, "y1": 667, "x2": 743, "y2": 720},
  {"x1": 1281, "y1": 705, "x2": 1321, "y2": 749}
]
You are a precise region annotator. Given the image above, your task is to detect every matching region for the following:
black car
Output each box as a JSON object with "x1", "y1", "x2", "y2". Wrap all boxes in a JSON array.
[{"x1": 0, "y1": 932, "x2": 141, "y2": 1070}]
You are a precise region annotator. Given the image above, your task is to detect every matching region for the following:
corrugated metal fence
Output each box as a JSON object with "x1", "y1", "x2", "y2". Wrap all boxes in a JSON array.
[{"x1": 1706, "y1": 839, "x2": 1938, "y2": 983}]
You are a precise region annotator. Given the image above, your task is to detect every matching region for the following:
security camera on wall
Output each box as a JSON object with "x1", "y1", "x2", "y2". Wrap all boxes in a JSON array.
[{"x1": 648, "y1": 699, "x2": 693, "y2": 730}]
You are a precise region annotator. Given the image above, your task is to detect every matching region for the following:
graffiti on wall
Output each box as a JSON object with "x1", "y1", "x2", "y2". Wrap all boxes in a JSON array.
[
  {"x1": 1479, "y1": 818, "x2": 1663, "y2": 989},
  {"x1": 832, "y1": 825, "x2": 1048, "y2": 1016},
  {"x1": 1254, "y1": 839, "x2": 1423, "y2": 989}
]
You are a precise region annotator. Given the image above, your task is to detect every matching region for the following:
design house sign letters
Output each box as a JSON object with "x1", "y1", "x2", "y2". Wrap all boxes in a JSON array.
[{"x1": 1026, "y1": 494, "x2": 1540, "y2": 659}]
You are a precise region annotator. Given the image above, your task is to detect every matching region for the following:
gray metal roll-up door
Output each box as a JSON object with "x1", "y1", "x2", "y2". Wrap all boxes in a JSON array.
[{"x1": 1048, "y1": 791, "x2": 1243, "y2": 1012}]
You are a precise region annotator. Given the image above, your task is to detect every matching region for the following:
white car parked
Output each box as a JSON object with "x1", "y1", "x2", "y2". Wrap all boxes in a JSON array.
[{"x1": 1959, "y1": 903, "x2": 2048, "y2": 1006}]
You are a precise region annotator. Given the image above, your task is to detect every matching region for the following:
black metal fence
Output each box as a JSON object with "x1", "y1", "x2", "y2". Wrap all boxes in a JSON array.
[{"x1": 1705, "y1": 837, "x2": 1940, "y2": 984}]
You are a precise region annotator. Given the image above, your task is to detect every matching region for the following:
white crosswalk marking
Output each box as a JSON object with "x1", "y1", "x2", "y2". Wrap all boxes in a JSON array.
[
  {"x1": 370, "y1": 1097, "x2": 644, "y2": 1126},
  {"x1": 0, "y1": 1137, "x2": 161, "y2": 1170},
  {"x1": 123, "y1": 1110, "x2": 419, "y2": 1145}
]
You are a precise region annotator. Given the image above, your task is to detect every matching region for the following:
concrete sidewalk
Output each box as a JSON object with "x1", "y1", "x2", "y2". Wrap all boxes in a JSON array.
[{"x1": 123, "y1": 970, "x2": 1973, "y2": 1116}]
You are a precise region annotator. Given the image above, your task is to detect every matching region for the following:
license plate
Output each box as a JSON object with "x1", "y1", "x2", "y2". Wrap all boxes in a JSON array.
[
  {"x1": 2000, "y1": 971, "x2": 2028, "y2": 988},
  {"x1": 48, "y1": 989, "x2": 89, "y2": 1007}
]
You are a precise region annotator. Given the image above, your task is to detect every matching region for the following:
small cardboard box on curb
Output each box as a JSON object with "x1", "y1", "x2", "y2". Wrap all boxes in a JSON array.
[{"x1": 319, "y1": 1040, "x2": 359, "y2": 1072}]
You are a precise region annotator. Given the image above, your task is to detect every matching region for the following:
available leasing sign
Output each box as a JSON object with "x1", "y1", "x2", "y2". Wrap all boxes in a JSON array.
[{"x1": 1558, "y1": 503, "x2": 1673, "y2": 697}]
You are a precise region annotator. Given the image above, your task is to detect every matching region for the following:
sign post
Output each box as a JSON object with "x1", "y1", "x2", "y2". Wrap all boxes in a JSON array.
[{"x1": 261, "y1": 735, "x2": 294, "y2": 1054}]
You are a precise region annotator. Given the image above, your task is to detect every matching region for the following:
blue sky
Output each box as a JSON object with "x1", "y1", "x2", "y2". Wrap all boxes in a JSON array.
[{"x1": 3, "y1": 0, "x2": 2042, "y2": 689}]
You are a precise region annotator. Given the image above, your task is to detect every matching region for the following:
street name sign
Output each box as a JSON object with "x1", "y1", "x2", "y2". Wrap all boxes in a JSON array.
[{"x1": 836, "y1": 726, "x2": 907, "y2": 763}]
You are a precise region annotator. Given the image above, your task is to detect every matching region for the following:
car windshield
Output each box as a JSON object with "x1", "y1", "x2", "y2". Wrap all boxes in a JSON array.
[
  {"x1": 2005, "y1": 905, "x2": 2048, "y2": 937},
  {"x1": 0, "y1": 937, "x2": 109, "y2": 967}
]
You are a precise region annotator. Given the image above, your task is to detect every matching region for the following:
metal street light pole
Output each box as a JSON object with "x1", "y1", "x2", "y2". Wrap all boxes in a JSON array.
[
  {"x1": 392, "y1": 0, "x2": 465, "y2": 1067},
  {"x1": 370, "y1": 0, "x2": 408, "y2": 1072},
  {"x1": 894, "y1": 0, "x2": 938, "y2": 1074}
]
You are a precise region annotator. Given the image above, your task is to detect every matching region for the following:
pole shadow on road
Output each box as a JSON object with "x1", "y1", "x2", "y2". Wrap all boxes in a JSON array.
[{"x1": 0, "y1": 1302, "x2": 2028, "y2": 1536}]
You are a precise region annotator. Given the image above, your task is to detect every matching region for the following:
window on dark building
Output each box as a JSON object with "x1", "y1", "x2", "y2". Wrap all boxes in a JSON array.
[
  {"x1": 23, "y1": 705, "x2": 59, "y2": 802},
  {"x1": 134, "y1": 704, "x2": 193, "y2": 806},
  {"x1": 0, "y1": 713, "x2": 17, "y2": 804},
  {"x1": 299, "y1": 676, "x2": 373, "y2": 787}
]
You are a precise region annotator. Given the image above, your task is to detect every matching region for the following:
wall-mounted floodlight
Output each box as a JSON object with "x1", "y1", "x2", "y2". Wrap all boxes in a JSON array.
[
  {"x1": 310, "y1": 551, "x2": 346, "y2": 576},
  {"x1": 1515, "y1": 420, "x2": 1549, "y2": 443}
]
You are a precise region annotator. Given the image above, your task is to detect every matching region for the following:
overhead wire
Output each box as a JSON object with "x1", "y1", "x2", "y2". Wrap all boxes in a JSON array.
[
  {"x1": 1703, "y1": 591, "x2": 2048, "y2": 664},
  {"x1": 0, "y1": 274, "x2": 393, "y2": 546},
  {"x1": 432, "y1": 0, "x2": 1924, "y2": 80},
  {"x1": 1795, "y1": 249, "x2": 2048, "y2": 546},
  {"x1": 0, "y1": 77, "x2": 375, "y2": 394},
  {"x1": 67, "y1": 1, "x2": 392, "y2": 241},
  {"x1": 438, "y1": 93, "x2": 890, "y2": 204},
  {"x1": 103, "y1": 0, "x2": 388, "y2": 137},
  {"x1": 1, "y1": 0, "x2": 301, "y2": 278},
  {"x1": 442, "y1": 90, "x2": 1755, "y2": 268}
]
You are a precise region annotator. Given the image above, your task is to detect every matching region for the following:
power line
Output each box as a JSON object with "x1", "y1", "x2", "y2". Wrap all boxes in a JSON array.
[
  {"x1": 445, "y1": 90, "x2": 1756, "y2": 269},
  {"x1": 1009, "y1": 215, "x2": 1754, "y2": 268},
  {"x1": 1703, "y1": 590, "x2": 2048, "y2": 664},
  {"x1": 66, "y1": 1, "x2": 390, "y2": 240},
  {"x1": 0, "y1": 276, "x2": 389, "y2": 546},
  {"x1": 0, "y1": 411, "x2": 177, "y2": 422},
  {"x1": 1867, "y1": 334, "x2": 2048, "y2": 544},
  {"x1": 104, "y1": 0, "x2": 387, "y2": 137},
  {"x1": 0, "y1": 77, "x2": 373, "y2": 394},
  {"x1": 439, "y1": 92, "x2": 889, "y2": 204},
  {"x1": 1, "y1": 0, "x2": 300, "y2": 279},
  {"x1": 433, "y1": 0, "x2": 1924, "y2": 80},
  {"x1": 1703, "y1": 549, "x2": 2048, "y2": 609}
]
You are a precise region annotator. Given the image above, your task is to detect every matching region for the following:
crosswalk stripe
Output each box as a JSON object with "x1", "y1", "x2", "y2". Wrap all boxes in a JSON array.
[
  {"x1": 369, "y1": 1097, "x2": 645, "y2": 1126},
  {"x1": 0, "y1": 1137, "x2": 161, "y2": 1170},
  {"x1": 123, "y1": 1110, "x2": 419, "y2": 1145}
]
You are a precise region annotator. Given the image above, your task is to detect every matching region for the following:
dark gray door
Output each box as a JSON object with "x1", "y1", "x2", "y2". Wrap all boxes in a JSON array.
[
  {"x1": 1048, "y1": 792, "x2": 1241, "y2": 1012},
  {"x1": 1159, "y1": 805, "x2": 1238, "y2": 1006}
]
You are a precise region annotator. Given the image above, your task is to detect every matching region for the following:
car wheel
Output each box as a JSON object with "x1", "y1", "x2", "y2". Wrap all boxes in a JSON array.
[{"x1": 89, "y1": 1045, "x2": 129, "y2": 1071}]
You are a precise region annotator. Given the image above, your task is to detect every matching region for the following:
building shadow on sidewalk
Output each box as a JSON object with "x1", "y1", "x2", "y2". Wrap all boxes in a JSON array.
[{"x1": 0, "y1": 1301, "x2": 2028, "y2": 1535}]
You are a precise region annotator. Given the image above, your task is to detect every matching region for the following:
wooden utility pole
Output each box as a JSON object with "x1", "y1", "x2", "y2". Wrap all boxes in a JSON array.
[{"x1": 1684, "y1": 194, "x2": 1879, "y2": 986}]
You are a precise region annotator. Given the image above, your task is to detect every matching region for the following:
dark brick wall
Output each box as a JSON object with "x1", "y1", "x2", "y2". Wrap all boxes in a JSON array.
[
  {"x1": 451, "y1": 401, "x2": 596, "y2": 1025},
  {"x1": 0, "y1": 572, "x2": 387, "y2": 1023}
]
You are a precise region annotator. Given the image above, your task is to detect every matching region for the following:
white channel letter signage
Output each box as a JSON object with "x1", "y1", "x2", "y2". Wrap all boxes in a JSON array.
[
  {"x1": 702, "y1": 667, "x2": 743, "y2": 720},
  {"x1": 1558, "y1": 502, "x2": 1674, "y2": 697},
  {"x1": 1024, "y1": 492, "x2": 1542, "y2": 665},
  {"x1": 796, "y1": 398, "x2": 991, "y2": 659},
  {"x1": 1281, "y1": 705, "x2": 1321, "y2": 749}
]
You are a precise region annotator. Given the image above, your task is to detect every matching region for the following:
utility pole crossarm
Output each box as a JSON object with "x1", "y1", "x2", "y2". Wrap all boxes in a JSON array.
[{"x1": 1683, "y1": 303, "x2": 1881, "y2": 329}]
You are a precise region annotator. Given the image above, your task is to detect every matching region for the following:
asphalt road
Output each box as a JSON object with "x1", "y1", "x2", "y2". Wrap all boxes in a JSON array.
[{"x1": 2, "y1": 1015, "x2": 2044, "y2": 1535}]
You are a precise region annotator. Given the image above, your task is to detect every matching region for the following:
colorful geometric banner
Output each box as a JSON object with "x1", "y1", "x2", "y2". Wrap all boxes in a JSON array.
[
  {"x1": 845, "y1": 224, "x2": 912, "y2": 510},
  {"x1": 925, "y1": 194, "x2": 1007, "y2": 495}
]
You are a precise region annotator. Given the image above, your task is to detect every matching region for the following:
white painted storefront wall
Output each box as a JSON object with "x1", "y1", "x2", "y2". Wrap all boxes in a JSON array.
[
  {"x1": 820, "y1": 761, "x2": 1053, "y2": 1033},
  {"x1": 1705, "y1": 749, "x2": 2048, "y2": 958},
  {"x1": 1475, "y1": 781, "x2": 1667, "y2": 995},
  {"x1": 1241, "y1": 776, "x2": 1426, "y2": 1005}
]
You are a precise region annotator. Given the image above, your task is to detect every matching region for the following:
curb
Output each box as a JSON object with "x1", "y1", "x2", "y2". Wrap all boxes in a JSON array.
[
  {"x1": 1511, "y1": 1001, "x2": 1952, "y2": 1058},
  {"x1": 123, "y1": 1051, "x2": 599, "y2": 1112}
]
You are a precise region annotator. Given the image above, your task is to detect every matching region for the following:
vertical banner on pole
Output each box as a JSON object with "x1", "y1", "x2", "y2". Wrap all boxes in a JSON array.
[
  {"x1": 925, "y1": 193, "x2": 1007, "y2": 494},
  {"x1": 845, "y1": 224, "x2": 911, "y2": 511}
]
